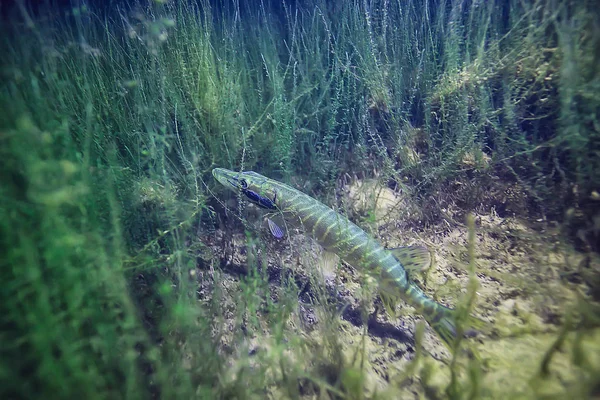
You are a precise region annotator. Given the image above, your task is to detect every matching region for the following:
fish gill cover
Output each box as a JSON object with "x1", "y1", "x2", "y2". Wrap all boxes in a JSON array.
[{"x1": 0, "y1": 0, "x2": 599, "y2": 399}]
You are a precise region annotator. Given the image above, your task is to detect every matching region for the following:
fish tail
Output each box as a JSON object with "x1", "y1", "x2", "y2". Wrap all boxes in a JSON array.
[{"x1": 424, "y1": 304, "x2": 486, "y2": 347}]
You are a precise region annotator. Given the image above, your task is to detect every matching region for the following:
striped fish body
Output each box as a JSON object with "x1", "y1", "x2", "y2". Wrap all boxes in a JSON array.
[
  {"x1": 213, "y1": 168, "x2": 465, "y2": 345},
  {"x1": 271, "y1": 180, "x2": 453, "y2": 321}
]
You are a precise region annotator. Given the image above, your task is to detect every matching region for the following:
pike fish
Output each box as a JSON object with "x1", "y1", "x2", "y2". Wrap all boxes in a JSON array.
[{"x1": 213, "y1": 168, "x2": 480, "y2": 345}]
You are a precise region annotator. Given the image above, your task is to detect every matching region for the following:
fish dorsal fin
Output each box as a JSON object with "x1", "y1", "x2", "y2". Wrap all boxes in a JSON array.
[
  {"x1": 267, "y1": 217, "x2": 285, "y2": 239},
  {"x1": 389, "y1": 245, "x2": 432, "y2": 275}
]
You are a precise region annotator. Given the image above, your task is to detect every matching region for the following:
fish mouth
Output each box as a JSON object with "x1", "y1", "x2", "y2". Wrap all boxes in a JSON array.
[{"x1": 212, "y1": 168, "x2": 240, "y2": 191}]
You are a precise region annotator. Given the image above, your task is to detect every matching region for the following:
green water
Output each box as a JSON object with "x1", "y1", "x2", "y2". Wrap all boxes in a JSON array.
[{"x1": 1, "y1": 0, "x2": 598, "y2": 398}]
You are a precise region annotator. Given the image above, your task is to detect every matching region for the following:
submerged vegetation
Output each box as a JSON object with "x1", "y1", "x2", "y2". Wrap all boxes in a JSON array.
[{"x1": 1, "y1": 0, "x2": 599, "y2": 398}]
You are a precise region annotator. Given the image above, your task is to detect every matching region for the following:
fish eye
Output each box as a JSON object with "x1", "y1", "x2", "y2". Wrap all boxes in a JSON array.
[{"x1": 239, "y1": 178, "x2": 248, "y2": 189}]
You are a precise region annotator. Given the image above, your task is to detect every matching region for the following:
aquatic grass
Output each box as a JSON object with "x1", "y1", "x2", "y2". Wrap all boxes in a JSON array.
[
  {"x1": 2, "y1": 0, "x2": 599, "y2": 398},
  {"x1": 0, "y1": 117, "x2": 155, "y2": 398},
  {"x1": 0, "y1": 2, "x2": 245, "y2": 398},
  {"x1": 445, "y1": 214, "x2": 484, "y2": 400}
]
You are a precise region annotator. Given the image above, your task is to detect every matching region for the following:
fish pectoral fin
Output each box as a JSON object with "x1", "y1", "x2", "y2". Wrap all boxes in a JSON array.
[
  {"x1": 266, "y1": 217, "x2": 285, "y2": 239},
  {"x1": 389, "y1": 245, "x2": 432, "y2": 276}
]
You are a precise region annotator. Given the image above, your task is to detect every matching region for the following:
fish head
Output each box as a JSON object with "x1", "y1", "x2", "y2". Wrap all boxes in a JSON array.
[{"x1": 212, "y1": 168, "x2": 278, "y2": 210}]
